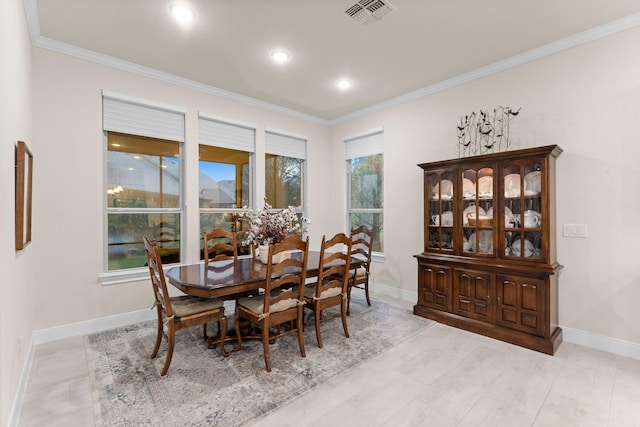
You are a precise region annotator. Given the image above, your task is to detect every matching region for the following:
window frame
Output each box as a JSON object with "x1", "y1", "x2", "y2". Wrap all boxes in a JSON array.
[
  {"x1": 100, "y1": 91, "x2": 186, "y2": 284},
  {"x1": 265, "y1": 129, "x2": 307, "y2": 215},
  {"x1": 198, "y1": 114, "x2": 256, "y2": 259},
  {"x1": 344, "y1": 129, "x2": 384, "y2": 259}
]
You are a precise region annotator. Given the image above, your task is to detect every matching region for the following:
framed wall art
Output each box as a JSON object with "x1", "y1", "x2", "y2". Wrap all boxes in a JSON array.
[{"x1": 15, "y1": 140, "x2": 33, "y2": 251}]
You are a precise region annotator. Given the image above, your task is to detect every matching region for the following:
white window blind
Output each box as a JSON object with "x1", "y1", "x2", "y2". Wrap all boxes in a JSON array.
[
  {"x1": 198, "y1": 116, "x2": 256, "y2": 152},
  {"x1": 266, "y1": 131, "x2": 307, "y2": 160},
  {"x1": 344, "y1": 130, "x2": 384, "y2": 160},
  {"x1": 102, "y1": 93, "x2": 185, "y2": 142}
]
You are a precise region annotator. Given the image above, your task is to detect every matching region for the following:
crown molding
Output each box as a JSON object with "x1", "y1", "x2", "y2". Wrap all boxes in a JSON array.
[
  {"x1": 22, "y1": 0, "x2": 640, "y2": 127},
  {"x1": 330, "y1": 12, "x2": 640, "y2": 125},
  {"x1": 30, "y1": 36, "x2": 330, "y2": 126}
]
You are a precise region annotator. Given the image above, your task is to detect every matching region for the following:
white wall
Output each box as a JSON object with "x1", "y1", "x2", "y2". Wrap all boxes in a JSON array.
[
  {"x1": 0, "y1": 0, "x2": 35, "y2": 424},
  {"x1": 30, "y1": 48, "x2": 331, "y2": 329},
  {"x1": 331, "y1": 26, "x2": 640, "y2": 345}
]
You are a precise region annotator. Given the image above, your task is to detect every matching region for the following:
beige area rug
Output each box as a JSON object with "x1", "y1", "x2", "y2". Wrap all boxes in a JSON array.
[{"x1": 87, "y1": 294, "x2": 430, "y2": 426}]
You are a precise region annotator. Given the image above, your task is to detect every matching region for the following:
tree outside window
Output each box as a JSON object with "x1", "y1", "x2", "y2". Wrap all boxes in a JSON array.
[
  {"x1": 265, "y1": 154, "x2": 302, "y2": 209},
  {"x1": 349, "y1": 153, "x2": 384, "y2": 252}
]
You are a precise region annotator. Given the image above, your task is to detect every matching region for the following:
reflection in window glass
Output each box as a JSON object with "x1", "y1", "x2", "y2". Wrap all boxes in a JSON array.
[
  {"x1": 108, "y1": 213, "x2": 180, "y2": 270},
  {"x1": 199, "y1": 145, "x2": 250, "y2": 208},
  {"x1": 348, "y1": 153, "x2": 384, "y2": 252},
  {"x1": 265, "y1": 154, "x2": 302, "y2": 209},
  {"x1": 106, "y1": 132, "x2": 181, "y2": 270},
  {"x1": 199, "y1": 145, "x2": 252, "y2": 259}
]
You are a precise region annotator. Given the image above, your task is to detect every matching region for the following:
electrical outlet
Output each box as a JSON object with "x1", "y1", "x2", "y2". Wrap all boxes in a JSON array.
[{"x1": 563, "y1": 223, "x2": 588, "y2": 238}]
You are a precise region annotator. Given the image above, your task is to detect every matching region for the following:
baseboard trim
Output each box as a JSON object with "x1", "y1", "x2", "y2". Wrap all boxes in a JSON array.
[
  {"x1": 560, "y1": 326, "x2": 640, "y2": 360},
  {"x1": 370, "y1": 281, "x2": 417, "y2": 303},
  {"x1": 371, "y1": 282, "x2": 640, "y2": 361},
  {"x1": 32, "y1": 308, "x2": 156, "y2": 345},
  {"x1": 7, "y1": 336, "x2": 36, "y2": 427}
]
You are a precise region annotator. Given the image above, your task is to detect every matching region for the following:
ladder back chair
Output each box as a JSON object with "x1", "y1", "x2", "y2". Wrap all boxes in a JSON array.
[
  {"x1": 303, "y1": 233, "x2": 352, "y2": 348},
  {"x1": 347, "y1": 225, "x2": 373, "y2": 315},
  {"x1": 144, "y1": 236, "x2": 228, "y2": 376},
  {"x1": 203, "y1": 227, "x2": 238, "y2": 268},
  {"x1": 233, "y1": 235, "x2": 309, "y2": 372}
]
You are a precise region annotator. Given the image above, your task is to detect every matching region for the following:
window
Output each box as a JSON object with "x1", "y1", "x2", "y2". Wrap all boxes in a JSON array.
[
  {"x1": 265, "y1": 131, "x2": 306, "y2": 210},
  {"x1": 345, "y1": 130, "x2": 384, "y2": 253},
  {"x1": 198, "y1": 115, "x2": 255, "y2": 257},
  {"x1": 103, "y1": 93, "x2": 184, "y2": 272}
]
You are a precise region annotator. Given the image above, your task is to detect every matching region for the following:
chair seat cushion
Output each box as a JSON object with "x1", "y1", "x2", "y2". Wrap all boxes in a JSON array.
[
  {"x1": 304, "y1": 283, "x2": 342, "y2": 300},
  {"x1": 170, "y1": 295, "x2": 224, "y2": 318},
  {"x1": 353, "y1": 267, "x2": 367, "y2": 278},
  {"x1": 338, "y1": 267, "x2": 366, "y2": 280},
  {"x1": 237, "y1": 294, "x2": 299, "y2": 315}
]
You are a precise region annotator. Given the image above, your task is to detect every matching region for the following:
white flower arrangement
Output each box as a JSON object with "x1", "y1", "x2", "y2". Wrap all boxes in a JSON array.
[{"x1": 240, "y1": 200, "x2": 310, "y2": 246}]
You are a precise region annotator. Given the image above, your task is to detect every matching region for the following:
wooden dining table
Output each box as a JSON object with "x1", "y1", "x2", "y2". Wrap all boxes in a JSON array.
[{"x1": 166, "y1": 251, "x2": 364, "y2": 299}]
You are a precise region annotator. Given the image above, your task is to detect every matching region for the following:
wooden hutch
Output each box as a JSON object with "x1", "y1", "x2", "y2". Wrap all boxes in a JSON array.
[{"x1": 414, "y1": 145, "x2": 563, "y2": 354}]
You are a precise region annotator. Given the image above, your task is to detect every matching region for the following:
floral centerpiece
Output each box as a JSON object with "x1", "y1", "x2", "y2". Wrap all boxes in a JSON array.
[{"x1": 240, "y1": 200, "x2": 309, "y2": 254}]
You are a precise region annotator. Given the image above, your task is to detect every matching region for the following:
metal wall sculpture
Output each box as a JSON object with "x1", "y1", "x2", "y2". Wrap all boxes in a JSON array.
[{"x1": 457, "y1": 106, "x2": 521, "y2": 157}]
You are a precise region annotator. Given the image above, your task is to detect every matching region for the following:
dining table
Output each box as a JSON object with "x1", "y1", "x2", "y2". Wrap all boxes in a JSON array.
[{"x1": 166, "y1": 250, "x2": 364, "y2": 299}]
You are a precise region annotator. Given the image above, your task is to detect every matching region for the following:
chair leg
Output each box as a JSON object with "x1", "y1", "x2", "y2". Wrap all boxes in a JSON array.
[
  {"x1": 233, "y1": 310, "x2": 243, "y2": 352},
  {"x1": 297, "y1": 307, "x2": 306, "y2": 358},
  {"x1": 161, "y1": 323, "x2": 176, "y2": 376},
  {"x1": 151, "y1": 313, "x2": 163, "y2": 359},
  {"x1": 346, "y1": 282, "x2": 353, "y2": 316},
  {"x1": 262, "y1": 321, "x2": 272, "y2": 372},
  {"x1": 203, "y1": 323, "x2": 208, "y2": 339},
  {"x1": 314, "y1": 308, "x2": 323, "y2": 348},
  {"x1": 341, "y1": 299, "x2": 350, "y2": 338},
  {"x1": 364, "y1": 278, "x2": 371, "y2": 306},
  {"x1": 219, "y1": 315, "x2": 229, "y2": 357}
]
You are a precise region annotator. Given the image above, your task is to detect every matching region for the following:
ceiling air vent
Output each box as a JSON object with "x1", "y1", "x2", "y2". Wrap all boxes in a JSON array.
[{"x1": 345, "y1": 0, "x2": 396, "y2": 24}]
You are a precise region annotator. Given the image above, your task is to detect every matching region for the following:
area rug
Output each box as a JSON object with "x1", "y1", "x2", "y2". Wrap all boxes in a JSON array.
[{"x1": 86, "y1": 295, "x2": 430, "y2": 426}]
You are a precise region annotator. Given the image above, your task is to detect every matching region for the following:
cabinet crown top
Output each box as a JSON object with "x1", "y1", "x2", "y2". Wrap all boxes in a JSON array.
[{"x1": 418, "y1": 144, "x2": 562, "y2": 170}]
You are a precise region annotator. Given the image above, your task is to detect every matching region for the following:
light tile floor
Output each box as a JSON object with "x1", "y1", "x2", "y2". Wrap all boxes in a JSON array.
[{"x1": 18, "y1": 295, "x2": 640, "y2": 426}]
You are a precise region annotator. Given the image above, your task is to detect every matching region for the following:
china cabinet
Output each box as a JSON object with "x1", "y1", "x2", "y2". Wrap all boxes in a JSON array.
[{"x1": 414, "y1": 145, "x2": 562, "y2": 354}]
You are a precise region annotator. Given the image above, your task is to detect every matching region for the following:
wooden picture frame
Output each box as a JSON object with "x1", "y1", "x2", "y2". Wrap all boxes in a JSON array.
[{"x1": 15, "y1": 140, "x2": 33, "y2": 251}]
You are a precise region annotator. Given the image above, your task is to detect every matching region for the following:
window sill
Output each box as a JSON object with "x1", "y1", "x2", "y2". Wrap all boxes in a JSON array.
[
  {"x1": 99, "y1": 267, "x2": 154, "y2": 285},
  {"x1": 372, "y1": 252, "x2": 385, "y2": 263}
]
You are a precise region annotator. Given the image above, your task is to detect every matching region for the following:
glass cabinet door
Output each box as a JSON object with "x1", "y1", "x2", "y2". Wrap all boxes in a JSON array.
[
  {"x1": 503, "y1": 161, "x2": 543, "y2": 259},
  {"x1": 427, "y1": 171, "x2": 454, "y2": 251},
  {"x1": 462, "y1": 167, "x2": 494, "y2": 255}
]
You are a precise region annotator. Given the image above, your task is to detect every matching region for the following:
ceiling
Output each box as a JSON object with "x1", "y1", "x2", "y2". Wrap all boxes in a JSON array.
[{"x1": 28, "y1": 0, "x2": 640, "y2": 122}]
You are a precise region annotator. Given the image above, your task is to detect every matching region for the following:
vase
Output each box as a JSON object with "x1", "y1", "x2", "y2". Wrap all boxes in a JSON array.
[{"x1": 258, "y1": 244, "x2": 281, "y2": 264}]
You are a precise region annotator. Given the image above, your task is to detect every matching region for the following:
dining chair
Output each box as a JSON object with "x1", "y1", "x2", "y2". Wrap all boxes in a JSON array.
[
  {"x1": 303, "y1": 233, "x2": 352, "y2": 348},
  {"x1": 233, "y1": 235, "x2": 309, "y2": 372},
  {"x1": 144, "y1": 236, "x2": 228, "y2": 376},
  {"x1": 203, "y1": 227, "x2": 237, "y2": 268},
  {"x1": 346, "y1": 225, "x2": 373, "y2": 315}
]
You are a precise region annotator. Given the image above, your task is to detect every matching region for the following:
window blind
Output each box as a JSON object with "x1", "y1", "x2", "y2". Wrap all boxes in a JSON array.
[
  {"x1": 265, "y1": 131, "x2": 307, "y2": 160},
  {"x1": 198, "y1": 116, "x2": 256, "y2": 153},
  {"x1": 344, "y1": 130, "x2": 384, "y2": 160},
  {"x1": 102, "y1": 94, "x2": 185, "y2": 142}
]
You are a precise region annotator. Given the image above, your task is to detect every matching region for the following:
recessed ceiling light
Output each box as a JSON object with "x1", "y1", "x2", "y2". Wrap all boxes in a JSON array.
[
  {"x1": 270, "y1": 50, "x2": 290, "y2": 64},
  {"x1": 170, "y1": 4, "x2": 195, "y2": 21},
  {"x1": 336, "y1": 79, "x2": 352, "y2": 90}
]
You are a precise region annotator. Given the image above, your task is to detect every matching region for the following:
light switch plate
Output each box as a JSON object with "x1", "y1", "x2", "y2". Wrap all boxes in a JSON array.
[{"x1": 563, "y1": 223, "x2": 588, "y2": 238}]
